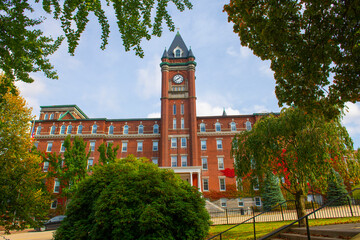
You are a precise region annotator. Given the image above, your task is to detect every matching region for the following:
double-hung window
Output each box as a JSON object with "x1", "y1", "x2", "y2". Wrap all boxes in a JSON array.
[
  {"x1": 202, "y1": 158, "x2": 208, "y2": 170},
  {"x1": 181, "y1": 156, "x2": 187, "y2": 167},
  {"x1": 153, "y1": 141, "x2": 158, "y2": 151},
  {"x1": 217, "y1": 139, "x2": 223, "y2": 150},
  {"x1": 201, "y1": 140, "x2": 207, "y2": 150},
  {"x1": 122, "y1": 142, "x2": 128, "y2": 152},
  {"x1": 46, "y1": 142, "x2": 53, "y2": 152},
  {"x1": 203, "y1": 178, "x2": 209, "y2": 191},
  {"x1": 137, "y1": 142, "x2": 143, "y2": 152},
  {"x1": 90, "y1": 142, "x2": 95, "y2": 152},
  {"x1": 219, "y1": 178, "x2": 226, "y2": 191},
  {"x1": 54, "y1": 180, "x2": 60, "y2": 193},
  {"x1": 171, "y1": 138, "x2": 177, "y2": 148},
  {"x1": 215, "y1": 122, "x2": 221, "y2": 132},
  {"x1": 181, "y1": 138, "x2": 186, "y2": 148},
  {"x1": 218, "y1": 157, "x2": 224, "y2": 170},
  {"x1": 171, "y1": 156, "x2": 177, "y2": 167}
]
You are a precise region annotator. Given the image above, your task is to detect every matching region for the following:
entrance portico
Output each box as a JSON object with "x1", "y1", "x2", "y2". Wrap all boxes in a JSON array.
[{"x1": 161, "y1": 166, "x2": 202, "y2": 191}]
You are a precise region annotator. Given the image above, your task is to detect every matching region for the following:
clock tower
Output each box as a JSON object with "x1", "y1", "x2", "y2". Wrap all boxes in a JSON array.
[{"x1": 160, "y1": 32, "x2": 199, "y2": 169}]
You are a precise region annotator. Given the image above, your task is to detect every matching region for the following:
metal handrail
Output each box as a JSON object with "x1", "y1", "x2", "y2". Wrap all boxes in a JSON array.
[
  {"x1": 260, "y1": 188, "x2": 360, "y2": 240},
  {"x1": 207, "y1": 200, "x2": 295, "y2": 240}
]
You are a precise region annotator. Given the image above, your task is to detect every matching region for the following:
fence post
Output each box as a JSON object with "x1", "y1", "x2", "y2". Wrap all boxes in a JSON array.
[
  {"x1": 311, "y1": 201, "x2": 317, "y2": 219},
  {"x1": 280, "y1": 204, "x2": 285, "y2": 221},
  {"x1": 305, "y1": 216, "x2": 311, "y2": 240},
  {"x1": 225, "y1": 208, "x2": 229, "y2": 225},
  {"x1": 348, "y1": 198, "x2": 354, "y2": 217},
  {"x1": 252, "y1": 206, "x2": 256, "y2": 240}
]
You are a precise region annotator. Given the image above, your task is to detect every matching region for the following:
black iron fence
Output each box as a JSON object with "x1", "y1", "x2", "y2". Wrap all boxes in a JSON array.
[{"x1": 207, "y1": 189, "x2": 360, "y2": 240}]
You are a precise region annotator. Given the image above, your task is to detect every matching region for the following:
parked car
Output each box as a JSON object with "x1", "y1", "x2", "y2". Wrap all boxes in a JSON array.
[{"x1": 35, "y1": 215, "x2": 66, "y2": 231}]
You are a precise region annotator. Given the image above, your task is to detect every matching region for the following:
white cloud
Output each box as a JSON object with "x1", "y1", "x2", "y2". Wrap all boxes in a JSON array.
[
  {"x1": 226, "y1": 46, "x2": 252, "y2": 58},
  {"x1": 147, "y1": 112, "x2": 161, "y2": 118},
  {"x1": 343, "y1": 103, "x2": 360, "y2": 136},
  {"x1": 15, "y1": 77, "x2": 47, "y2": 118},
  {"x1": 241, "y1": 105, "x2": 271, "y2": 114},
  {"x1": 197, "y1": 101, "x2": 240, "y2": 116},
  {"x1": 136, "y1": 55, "x2": 161, "y2": 99},
  {"x1": 259, "y1": 61, "x2": 274, "y2": 77}
]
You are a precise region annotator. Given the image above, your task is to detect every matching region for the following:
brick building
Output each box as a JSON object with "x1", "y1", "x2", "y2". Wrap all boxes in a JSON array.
[{"x1": 33, "y1": 33, "x2": 267, "y2": 209}]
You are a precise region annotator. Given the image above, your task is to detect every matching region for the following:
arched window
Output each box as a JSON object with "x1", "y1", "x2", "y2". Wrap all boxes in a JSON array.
[
  {"x1": 36, "y1": 126, "x2": 41, "y2": 135},
  {"x1": 246, "y1": 120, "x2": 252, "y2": 131},
  {"x1": 67, "y1": 125, "x2": 72, "y2": 134},
  {"x1": 60, "y1": 125, "x2": 66, "y2": 134},
  {"x1": 230, "y1": 122, "x2": 236, "y2": 131},
  {"x1": 108, "y1": 125, "x2": 114, "y2": 135},
  {"x1": 138, "y1": 125, "x2": 144, "y2": 134},
  {"x1": 44, "y1": 114, "x2": 49, "y2": 120},
  {"x1": 49, "y1": 114, "x2": 54, "y2": 120},
  {"x1": 200, "y1": 123, "x2": 205, "y2": 132},
  {"x1": 50, "y1": 126, "x2": 56, "y2": 135},
  {"x1": 92, "y1": 124, "x2": 97, "y2": 134},
  {"x1": 77, "y1": 125, "x2": 83, "y2": 134},
  {"x1": 175, "y1": 49, "x2": 181, "y2": 57},
  {"x1": 153, "y1": 124, "x2": 159, "y2": 134},
  {"x1": 123, "y1": 125, "x2": 129, "y2": 134},
  {"x1": 215, "y1": 122, "x2": 221, "y2": 132}
]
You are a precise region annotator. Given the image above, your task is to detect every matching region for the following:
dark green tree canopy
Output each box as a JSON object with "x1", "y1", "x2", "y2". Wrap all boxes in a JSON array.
[
  {"x1": 54, "y1": 155, "x2": 210, "y2": 240},
  {"x1": 0, "y1": 0, "x2": 192, "y2": 94},
  {"x1": 224, "y1": 0, "x2": 360, "y2": 118}
]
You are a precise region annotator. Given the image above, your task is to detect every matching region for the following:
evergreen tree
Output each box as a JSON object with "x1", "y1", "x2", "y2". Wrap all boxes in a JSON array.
[
  {"x1": 261, "y1": 172, "x2": 285, "y2": 211},
  {"x1": 326, "y1": 169, "x2": 349, "y2": 206}
]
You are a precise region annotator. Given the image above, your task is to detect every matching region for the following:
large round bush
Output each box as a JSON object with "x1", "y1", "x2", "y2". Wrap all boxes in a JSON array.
[{"x1": 54, "y1": 155, "x2": 210, "y2": 240}]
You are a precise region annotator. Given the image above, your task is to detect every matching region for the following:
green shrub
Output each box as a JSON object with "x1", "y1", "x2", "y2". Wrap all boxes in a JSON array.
[{"x1": 53, "y1": 155, "x2": 210, "y2": 240}]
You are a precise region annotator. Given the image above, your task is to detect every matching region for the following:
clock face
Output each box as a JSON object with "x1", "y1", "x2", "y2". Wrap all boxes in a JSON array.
[{"x1": 173, "y1": 74, "x2": 184, "y2": 84}]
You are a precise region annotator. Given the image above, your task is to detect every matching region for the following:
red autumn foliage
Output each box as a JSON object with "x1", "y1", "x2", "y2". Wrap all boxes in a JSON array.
[{"x1": 220, "y1": 168, "x2": 236, "y2": 178}]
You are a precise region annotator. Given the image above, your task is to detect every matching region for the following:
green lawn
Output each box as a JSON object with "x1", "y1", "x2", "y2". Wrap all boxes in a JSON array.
[{"x1": 207, "y1": 217, "x2": 360, "y2": 240}]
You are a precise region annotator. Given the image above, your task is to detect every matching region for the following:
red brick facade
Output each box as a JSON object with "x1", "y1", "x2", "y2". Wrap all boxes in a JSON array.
[{"x1": 33, "y1": 34, "x2": 268, "y2": 209}]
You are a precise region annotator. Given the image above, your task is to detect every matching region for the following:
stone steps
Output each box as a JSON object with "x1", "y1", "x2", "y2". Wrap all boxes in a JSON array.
[{"x1": 273, "y1": 226, "x2": 357, "y2": 240}]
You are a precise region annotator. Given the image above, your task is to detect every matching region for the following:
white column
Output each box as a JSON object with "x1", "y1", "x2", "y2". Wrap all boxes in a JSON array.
[
  {"x1": 190, "y1": 172, "x2": 193, "y2": 186},
  {"x1": 197, "y1": 170, "x2": 201, "y2": 192}
]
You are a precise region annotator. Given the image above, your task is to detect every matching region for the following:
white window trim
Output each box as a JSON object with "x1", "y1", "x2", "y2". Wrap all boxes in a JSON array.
[
  {"x1": 171, "y1": 138, "x2": 177, "y2": 148},
  {"x1": 137, "y1": 141, "x2": 143, "y2": 152},
  {"x1": 46, "y1": 142, "x2": 53, "y2": 152},
  {"x1": 218, "y1": 157, "x2": 224, "y2": 170},
  {"x1": 122, "y1": 142, "x2": 128, "y2": 152},
  {"x1": 219, "y1": 178, "x2": 226, "y2": 191},
  {"x1": 203, "y1": 178, "x2": 209, "y2": 192}
]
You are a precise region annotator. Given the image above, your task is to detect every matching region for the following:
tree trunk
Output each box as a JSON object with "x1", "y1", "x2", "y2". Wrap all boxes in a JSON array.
[{"x1": 295, "y1": 191, "x2": 307, "y2": 227}]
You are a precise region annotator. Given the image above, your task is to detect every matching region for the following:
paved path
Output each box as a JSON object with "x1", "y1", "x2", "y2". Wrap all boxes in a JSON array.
[{"x1": 0, "y1": 230, "x2": 55, "y2": 240}]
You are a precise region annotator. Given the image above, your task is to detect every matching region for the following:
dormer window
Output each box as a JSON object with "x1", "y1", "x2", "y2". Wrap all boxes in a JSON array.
[{"x1": 173, "y1": 46, "x2": 183, "y2": 58}]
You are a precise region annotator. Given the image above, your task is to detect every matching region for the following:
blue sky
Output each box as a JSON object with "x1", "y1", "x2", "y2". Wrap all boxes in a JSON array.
[{"x1": 17, "y1": 0, "x2": 360, "y2": 149}]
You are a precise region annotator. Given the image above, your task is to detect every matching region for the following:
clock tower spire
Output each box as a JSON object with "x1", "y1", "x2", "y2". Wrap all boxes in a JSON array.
[{"x1": 160, "y1": 32, "x2": 199, "y2": 168}]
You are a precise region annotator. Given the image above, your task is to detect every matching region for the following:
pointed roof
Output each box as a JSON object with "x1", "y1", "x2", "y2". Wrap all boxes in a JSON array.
[
  {"x1": 222, "y1": 108, "x2": 227, "y2": 116},
  {"x1": 162, "y1": 48, "x2": 169, "y2": 58},
  {"x1": 165, "y1": 31, "x2": 194, "y2": 59}
]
